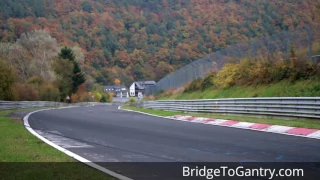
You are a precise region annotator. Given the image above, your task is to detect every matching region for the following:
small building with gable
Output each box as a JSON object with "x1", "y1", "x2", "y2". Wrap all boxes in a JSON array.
[{"x1": 129, "y1": 81, "x2": 156, "y2": 98}]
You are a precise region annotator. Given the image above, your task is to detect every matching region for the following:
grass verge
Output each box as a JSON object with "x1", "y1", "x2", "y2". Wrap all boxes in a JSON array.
[
  {"x1": 0, "y1": 107, "x2": 113, "y2": 180},
  {"x1": 122, "y1": 105, "x2": 320, "y2": 129}
]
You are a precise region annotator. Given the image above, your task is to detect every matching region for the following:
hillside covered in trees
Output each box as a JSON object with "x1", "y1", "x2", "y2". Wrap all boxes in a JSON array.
[{"x1": 0, "y1": 0, "x2": 319, "y2": 87}]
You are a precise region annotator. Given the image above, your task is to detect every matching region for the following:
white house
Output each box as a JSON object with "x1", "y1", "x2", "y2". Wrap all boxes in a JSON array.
[
  {"x1": 129, "y1": 83, "x2": 135, "y2": 97},
  {"x1": 129, "y1": 81, "x2": 156, "y2": 97}
]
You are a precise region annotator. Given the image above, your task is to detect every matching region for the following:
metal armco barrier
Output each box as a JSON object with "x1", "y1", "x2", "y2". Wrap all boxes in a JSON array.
[
  {"x1": 133, "y1": 97, "x2": 320, "y2": 119},
  {"x1": 0, "y1": 101, "x2": 111, "y2": 110}
]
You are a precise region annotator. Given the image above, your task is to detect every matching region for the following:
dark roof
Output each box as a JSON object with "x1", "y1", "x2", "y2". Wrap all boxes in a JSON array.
[
  {"x1": 137, "y1": 81, "x2": 156, "y2": 85},
  {"x1": 134, "y1": 82, "x2": 144, "y2": 89},
  {"x1": 103, "y1": 85, "x2": 128, "y2": 92},
  {"x1": 104, "y1": 85, "x2": 127, "y2": 89},
  {"x1": 133, "y1": 81, "x2": 156, "y2": 90}
]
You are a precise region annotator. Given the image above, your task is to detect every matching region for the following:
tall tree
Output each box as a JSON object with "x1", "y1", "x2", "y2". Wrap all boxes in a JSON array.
[
  {"x1": 58, "y1": 47, "x2": 86, "y2": 99},
  {"x1": 17, "y1": 30, "x2": 59, "y2": 81},
  {"x1": 53, "y1": 57, "x2": 74, "y2": 101}
]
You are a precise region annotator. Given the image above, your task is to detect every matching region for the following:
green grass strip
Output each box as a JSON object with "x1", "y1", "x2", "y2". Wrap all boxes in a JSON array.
[{"x1": 0, "y1": 107, "x2": 113, "y2": 180}]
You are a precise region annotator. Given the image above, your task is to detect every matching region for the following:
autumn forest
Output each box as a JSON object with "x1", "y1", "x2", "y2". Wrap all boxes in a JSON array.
[{"x1": 0, "y1": 0, "x2": 320, "y2": 101}]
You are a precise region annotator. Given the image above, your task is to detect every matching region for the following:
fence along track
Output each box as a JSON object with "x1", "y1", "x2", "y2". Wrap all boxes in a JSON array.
[{"x1": 145, "y1": 23, "x2": 320, "y2": 94}]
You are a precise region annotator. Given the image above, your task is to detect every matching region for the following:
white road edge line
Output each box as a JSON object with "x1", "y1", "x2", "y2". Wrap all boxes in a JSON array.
[
  {"x1": 119, "y1": 106, "x2": 320, "y2": 140},
  {"x1": 23, "y1": 107, "x2": 133, "y2": 180}
]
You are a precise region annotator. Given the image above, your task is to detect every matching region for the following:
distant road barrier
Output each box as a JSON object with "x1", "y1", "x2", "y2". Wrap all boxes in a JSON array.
[
  {"x1": 0, "y1": 101, "x2": 111, "y2": 110},
  {"x1": 132, "y1": 97, "x2": 320, "y2": 119}
]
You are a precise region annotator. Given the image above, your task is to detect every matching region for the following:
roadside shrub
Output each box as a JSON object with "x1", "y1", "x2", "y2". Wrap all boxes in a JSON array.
[
  {"x1": 81, "y1": 93, "x2": 94, "y2": 102},
  {"x1": 71, "y1": 93, "x2": 80, "y2": 103},
  {"x1": 0, "y1": 59, "x2": 17, "y2": 101},
  {"x1": 270, "y1": 60, "x2": 292, "y2": 82},
  {"x1": 39, "y1": 84, "x2": 60, "y2": 101},
  {"x1": 100, "y1": 93, "x2": 110, "y2": 102},
  {"x1": 108, "y1": 92, "x2": 113, "y2": 102},
  {"x1": 247, "y1": 58, "x2": 273, "y2": 84},
  {"x1": 184, "y1": 78, "x2": 203, "y2": 92},
  {"x1": 201, "y1": 73, "x2": 216, "y2": 91},
  {"x1": 214, "y1": 63, "x2": 240, "y2": 88},
  {"x1": 129, "y1": 97, "x2": 136, "y2": 103},
  {"x1": 93, "y1": 91, "x2": 102, "y2": 102},
  {"x1": 236, "y1": 58, "x2": 255, "y2": 85},
  {"x1": 13, "y1": 83, "x2": 39, "y2": 101},
  {"x1": 289, "y1": 60, "x2": 316, "y2": 81},
  {"x1": 100, "y1": 95, "x2": 107, "y2": 102},
  {"x1": 214, "y1": 51, "x2": 320, "y2": 88},
  {"x1": 287, "y1": 46, "x2": 319, "y2": 81},
  {"x1": 26, "y1": 76, "x2": 44, "y2": 87}
]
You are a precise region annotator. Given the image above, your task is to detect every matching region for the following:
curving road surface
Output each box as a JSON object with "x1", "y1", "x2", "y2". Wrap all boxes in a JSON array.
[{"x1": 27, "y1": 105, "x2": 320, "y2": 179}]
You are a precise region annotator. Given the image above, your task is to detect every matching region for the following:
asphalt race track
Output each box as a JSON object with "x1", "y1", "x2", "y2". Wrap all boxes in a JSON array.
[{"x1": 27, "y1": 105, "x2": 320, "y2": 179}]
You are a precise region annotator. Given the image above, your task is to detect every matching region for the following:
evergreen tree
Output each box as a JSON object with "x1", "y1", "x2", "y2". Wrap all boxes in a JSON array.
[{"x1": 58, "y1": 47, "x2": 85, "y2": 98}]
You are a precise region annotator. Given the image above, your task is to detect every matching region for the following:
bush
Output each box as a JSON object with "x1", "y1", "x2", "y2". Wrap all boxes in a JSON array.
[
  {"x1": 81, "y1": 93, "x2": 94, "y2": 102},
  {"x1": 129, "y1": 97, "x2": 136, "y2": 103},
  {"x1": 0, "y1": 59, "x2": 17, "y2": 100},
  {"x1": 13, "y1": 83, "x2": 39, "y2": 101},
  {"x1": 26, "y1": 76, "x2": 44, "y2": 86},
  {"x1": 289, "y1": 60, "x2": 316, "y2": 81},
  {"x1": 201, "y1": 73, "x2": 215, "y2": 91},
  {"x1": 214, "y1": 63, "x2": 240, "y2": 88},
  {"x1": 39, "y1": 84, "x2": 60, "y2": 101},
  {"x1": 100, "y1": 96, "x2": 107, "y2": 102},
  {"x1": 100, "y1": 93, "x2": 110, "y2": 102},
  {"x1": 270, "y1": 61, "x2": 292, "y2": 82},
  {"x1": 93, "y1": 91, "x2": 102, "y2": 102},
  {"x1": 184, "y1": 78, "x2": 203, "y2": 92},
  {"x1": 108, "y1": 92, "x2": 113, "y2": 102},
  {"x1": 247, "y1": 58, "x2": 273, "y2": 84},
  {"x1": 213, "y1": 52, "x2": 320, "y2": 88}
]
